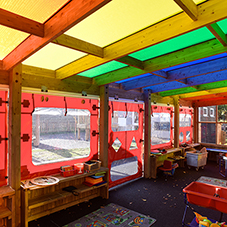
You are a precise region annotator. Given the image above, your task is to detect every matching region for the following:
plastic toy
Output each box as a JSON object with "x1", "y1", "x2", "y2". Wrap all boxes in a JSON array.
[
  {"x1": 194, "y1": 212, "x2": 227, "y2": 227},
  {"x1": 159, "y1": 160, "x2": 178, "y2": 176}
]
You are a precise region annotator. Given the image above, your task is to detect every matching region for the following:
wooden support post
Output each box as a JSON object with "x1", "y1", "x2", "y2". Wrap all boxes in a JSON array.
[
  {"x1": 99, "y1": 85, "x2": 109, "y2": 168},
  {"x1": 174, "y1": 96, "x2": 180, "y2": 148},
  {"x1": 9, "y1": 64, "x2": 22, "y2": 227},
  {"x1": 144, "y1": 90, "x2": 151, "y2": 178},
  {"x1": 193, "y1": 107, "x2": 198, "y2": 143}
]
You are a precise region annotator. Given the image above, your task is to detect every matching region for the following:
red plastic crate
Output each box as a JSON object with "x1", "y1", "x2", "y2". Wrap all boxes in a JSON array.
[{"x1": 183, "y1": 181, "x2": 227, "y2": 214}]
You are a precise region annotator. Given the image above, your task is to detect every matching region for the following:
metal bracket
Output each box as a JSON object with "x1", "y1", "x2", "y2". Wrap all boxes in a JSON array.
[
  {"x1": 21, "y1": 134, "x2": 30, "y2": 142},
  {"x1": 92, "y1": 130, "x2": 99, "y2": 136},
  {"x1": 21, "y1": 99, "x2": 30, "y2": 108},
  {"x1": 0, "y1": 98, "x2": 8, "y2": 106},
  {"x1": 92, "y1": 104, "x2": 100, "y2": 111},
  {"x1": 0, "y1": 135, "x2": 8, "y2": 144}
]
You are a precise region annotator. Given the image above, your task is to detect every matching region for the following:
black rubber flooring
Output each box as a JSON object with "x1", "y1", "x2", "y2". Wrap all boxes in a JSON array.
[{"x1": 29, "y1": 160, "x2": 227, "y2": 227}]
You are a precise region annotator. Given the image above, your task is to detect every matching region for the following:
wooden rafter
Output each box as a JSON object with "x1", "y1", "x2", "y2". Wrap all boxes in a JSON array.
[
  {"x1": 0, "y1": 8, "x2": 44, "y2": 37},
  {"x1": 22, "y1": 74, "x2": 99, "y2": 95},
  {"x1": 0, "y1": 70, "x2": 9, "y2": 85},
  {"x1": 52, "y1": 34, "x2": 104, "y2": 58},
  {"x1": 167, "y1": 56, "x2": 227, "y2": 80},
  {"x1": 22, "y1": 65, "x2": 56, "y2": 78},
  {"x1": 116, "y1": 56, "x2": 144, "y2": 69},
  {"x1": 151, "y1": 70, "x2": 168, "y2": 78},
  {"x1": 92, "y1": 38, "x2": 227, "y2": 87},
  {"x1": 117, "y1": 55, "x2": 227, "y2": 90},
  {"x1": 2, "y1": 0, "x2": 112, "y2": 71},
  {"x1": 179, "y1": 86, "x2": 227, "y2": 99},
  {"x1": 122, "y1": 74, "x2": 167, "y2": 91},
  {"x1": 206, "y1": 23, "x2": 227, "y2": 46},
  {"x1": 192, "y1": 96, "x2": 227, "y2": 107},
  {"x1": 56, "y1": 0, "x2": 227, "y2": 80},
  {"x1": 173, "y1": 0, "x2": 198, "y2": 21}
]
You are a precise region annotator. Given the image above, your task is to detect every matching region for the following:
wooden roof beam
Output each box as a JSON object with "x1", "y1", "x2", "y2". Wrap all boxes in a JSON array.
[
  {"x1": 57, "y1": 0, "x2": 227, "y2": 79},
  {"x1": 2, "y1": 0, "x2": 111, "y2": 71},
  {"x1": 179, "y1": 86, "x2": 227, "y2": 99},
  {"x1": 173, "y1": 0, "x2": 198, "y2": 21},
  {"x1": 52, "y1": 34, "x2": 104, "y2": 58},
  {"x1": 116, "y1": 56, "x2": 144, "y2": 69},
  {"x1": 95, "y1": 38, "x2": 227, "y2": 88},
  {"x1": 206, "y1": 23, "x2": 227, "y2": 46},
  {"x1": 0, "y1": 8, "x2": 44, "y2": 37}
]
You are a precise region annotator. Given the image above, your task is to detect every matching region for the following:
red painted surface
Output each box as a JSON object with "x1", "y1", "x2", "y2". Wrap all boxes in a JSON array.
[
  {"x1": 108, "y1": 101, "x2": 143, "y2": 188},
  {"x1": 21, "y1": 93, "x2": 99, "y2": 180},
  {"x1": 0, "y1": 91, "x2": 8, "y2": 186}
]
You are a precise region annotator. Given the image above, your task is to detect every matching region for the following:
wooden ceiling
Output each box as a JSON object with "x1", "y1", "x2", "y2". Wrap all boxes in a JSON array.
[{"x1": 1, "y1": 0, "x2": 227, "y2": 106}]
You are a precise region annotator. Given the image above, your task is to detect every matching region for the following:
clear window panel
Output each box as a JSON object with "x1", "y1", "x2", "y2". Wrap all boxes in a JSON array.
[
  {"x1": 199, "y1": 123, "x2": 216, "y2": 144},
  {"x1": 179, "y1": 132, "x2": 184, "y2": 142},
  {"x1": 151, "y1": 113, "x2": 171, "y2": 145},
  {"x1": 220, "y1": 123, "x2": 227, "y2": 145},
  {"x1": 218, "y1": 105, "x2": 227, "y2": 122},
  {"x1": 186, "y1": 131, "x2": 191, "y2": 142},
  {"x1": 180, "y1": 114, "x2": 191, "y2": 127},
  {"x1": 110, "y1": 156, "x2": 138, "y2": 181},
  {"x1": 32, "y1": 108, "x2": 90, "y2": 165},
  {"x1": 199, "y1": 106, "x2": 216, "y2": 122},
  {"x1": 111, "y1": 111, "x2": 139, "y2": 132}
]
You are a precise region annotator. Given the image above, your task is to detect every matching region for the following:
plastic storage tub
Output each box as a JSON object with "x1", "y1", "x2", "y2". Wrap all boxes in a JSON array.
[
  {"x1": 183, "y1": 181, "x2": 227, "y2": 214},
  {"x1": 186, "y1": 151, "x2": 208, "y2": 171}
]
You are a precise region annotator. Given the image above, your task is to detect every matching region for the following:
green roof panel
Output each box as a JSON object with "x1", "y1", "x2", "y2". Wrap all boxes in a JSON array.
[
  {"x1": 78, "y1": 60, "x2": 128, "y2": 78},
  {"x1": 129, "y1": 27, "x2": 215, "y2": 61},
  {"x1": 159, "y1": 87, "x2": 198, "y2": 97},
  {"x1": 217, "y1": 18, "x2": 227, "y2": 34}
]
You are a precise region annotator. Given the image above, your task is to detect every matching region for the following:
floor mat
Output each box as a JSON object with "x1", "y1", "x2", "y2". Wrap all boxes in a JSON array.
[{"x1": 63, "y1": 203, "x2": 156, "y2": 227}]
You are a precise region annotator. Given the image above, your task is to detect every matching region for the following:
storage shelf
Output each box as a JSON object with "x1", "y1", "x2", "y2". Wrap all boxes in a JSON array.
[
  {"x1": 22, "y1": 167, "x2": 109, "y2": 227},
  {"x1": 0, "y1": 207, "x2": 11, "y2": 219},
  {"x1": 28, "y1": 182, "x2": 108, "y2": 209},
  {"x1": 27, "y1": 193, "x2": 100, "y2": 222},
  {"x1": 21, "y1": 167, "x2": 108, "y2": 190}
]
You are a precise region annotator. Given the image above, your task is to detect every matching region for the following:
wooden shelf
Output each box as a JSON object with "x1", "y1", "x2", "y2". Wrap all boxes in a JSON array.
[
  {"x1": 0, "y1": 186, "x2": 15, "y2": 197},
  {"x1": 28, "y1": 182, "x2": 108, "y2": 209},
  {"x1": 27, "y1": 193, "x2": 100, "y2": 222},
  {"x1": 21, "y1": 167, "x2": 109, "y2": 227},
  {"x1": 28, "y1": 190, "x2": 71, "y2": 209},
  {"x1": 0, "y1": 207, "x2": 11, "y2": 219},
  {"x1": 21, "y1": 167, "x2": 108, "y2": 190}
]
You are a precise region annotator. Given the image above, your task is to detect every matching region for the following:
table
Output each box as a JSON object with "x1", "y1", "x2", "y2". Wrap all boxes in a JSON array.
[{"x1": 150, "y1": 147, "x2": 183, "y2": 179}]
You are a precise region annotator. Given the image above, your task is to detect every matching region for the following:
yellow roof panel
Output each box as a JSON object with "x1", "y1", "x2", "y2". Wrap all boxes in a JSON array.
[
  {"x1": 66, "y1": 0, "x2": 204, "y2": 48},
  {"x1": 22, "y1": 43, "x2": 87, "y2": 70},
  {"x1": 0, "y1": 0, "x2": 69, "y2": 23},
  {"x1": 0, "y1": 26, "x2": 29, "y2": 60}
]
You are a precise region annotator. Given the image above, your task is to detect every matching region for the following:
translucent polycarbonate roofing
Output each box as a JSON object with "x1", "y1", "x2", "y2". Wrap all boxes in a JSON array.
[
  {"x1": 0, "y1": 0, "x2": 69, "y2": 60},
  {"x1": 15, "y1": 0, "x2": 204, "y2": 69}
]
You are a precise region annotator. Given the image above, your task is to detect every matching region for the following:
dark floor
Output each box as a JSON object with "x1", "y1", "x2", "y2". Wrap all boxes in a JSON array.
[{"x1": 29, "y1": 160, "x2": 227, "y2": 227}]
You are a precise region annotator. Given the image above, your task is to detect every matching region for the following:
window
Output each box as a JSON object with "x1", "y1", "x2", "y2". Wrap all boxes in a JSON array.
[
  {"x1": 203, "y1": 107, "x2": 208, "y2": 117},
  {"x1": 32, "y1": 107, "x2": 90, "y2": 165},
  {"x1": 210, "y1": 108, "x2": 215, "y2": 117},
  {"x1": 151, "y1": 113, "x2": 171, "y2": 145},
  {"x1": 111, "y1": 111, "x2": 139, "y2": 132},
  {"x1": 199, "y1": 106, "x2": 216, "y2": 122},
  {"x1": 186, "y1": 131, "x2": 190, "y2": 142},
  {"x1": 199, "y1": 123, "x2": 216, "y2": 144},
  {"x1": 179, "y1": 132, "x2": 184, "y2": 142},
  {"x1": 180, "y1": 114, "x2": 191, "y2": 127}
]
